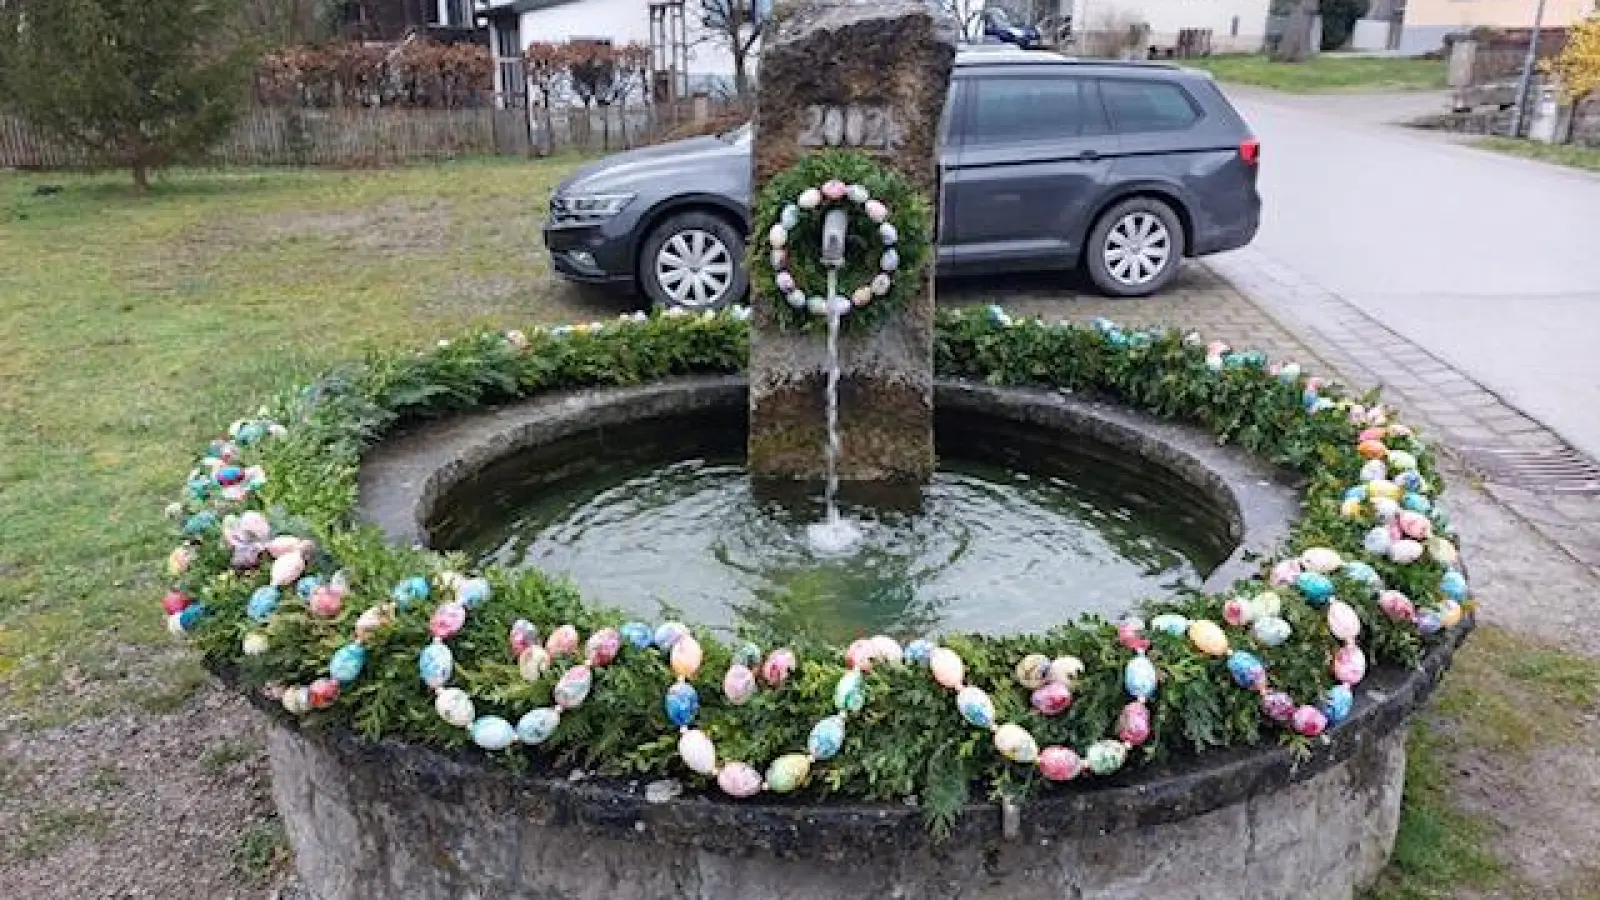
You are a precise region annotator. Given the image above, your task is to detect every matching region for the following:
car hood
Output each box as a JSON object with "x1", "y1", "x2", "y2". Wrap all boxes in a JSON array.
[{"x1": 555, "y1": 135, "x2": 750, "y2": 196}]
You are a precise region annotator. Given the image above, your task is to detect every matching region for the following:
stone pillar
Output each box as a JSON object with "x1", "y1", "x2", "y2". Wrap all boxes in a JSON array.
[{"x1": 747, "y1": 0, "x2": 957, "y2": 483}]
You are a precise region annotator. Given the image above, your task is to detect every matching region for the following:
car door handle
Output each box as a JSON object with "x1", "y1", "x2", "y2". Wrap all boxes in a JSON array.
[{"x1": 1078, "y1": 149, "x2": 1102, "y2": 161}]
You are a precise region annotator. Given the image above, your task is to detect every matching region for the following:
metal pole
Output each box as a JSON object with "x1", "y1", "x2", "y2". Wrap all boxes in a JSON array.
[{"x1": 1512, "y1": 0, "x2": 1550, "y2": 138}]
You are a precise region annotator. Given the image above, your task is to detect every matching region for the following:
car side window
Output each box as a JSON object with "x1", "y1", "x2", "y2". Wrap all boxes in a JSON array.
[
  {"x1": 1098, "y1": 79, "x2": 1200, "y2": 134},
  {"x1": 967, "y1": 75, "x2": 1107, "y2": 145}
]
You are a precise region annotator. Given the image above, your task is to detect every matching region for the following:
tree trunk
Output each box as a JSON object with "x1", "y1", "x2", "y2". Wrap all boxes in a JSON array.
[
  {"x1": 732, "y1": 45, "x2": 750, "y2": 98},
  {"x1": 131, "y1": 162, "x2": 150, "y2": 193},
  {"x1": 1272, "y1": 0, "x2": 1320, "y2": 62}
]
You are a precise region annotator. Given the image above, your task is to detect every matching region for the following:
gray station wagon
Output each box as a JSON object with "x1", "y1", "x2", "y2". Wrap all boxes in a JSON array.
[{"x1": 544, "y1": 48, "x2": 1260, "y2": 308}]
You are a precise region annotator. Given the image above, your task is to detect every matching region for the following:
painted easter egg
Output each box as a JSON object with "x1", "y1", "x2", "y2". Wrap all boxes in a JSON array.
[
  {"x1": 731, "y1": 641, "x2": 763, "y2": 668},
  {"x1": 1359, "y1": 459, "x2": 1388, "y2": 483},
  {"x1": 847, "y1": 183, "x2": 871, "y2": 204},
  {"x1": 429, "y1": 601, "x2": 466, "y2": 638},
  {"x1": 669, "y1": 635, "x2": 704, "y2": 680},
  {"x1": 869, "y1": 635, "x2": 903, "y2": 666},
  {"x1": 1012, "y1": 653, "x2": 1051, "y2": 689},
  {"x1": 1291, "y1": 705, "x2": 1327, "y2": 737},
  {"x1": 1118, "y1": 702, "x2": 1152, "y2": 746},
  {"x1": 1151, "y1": 613, "x2": 1190, "y2": 636},
  {"x1": 930, "y1": 647, "x2": 965, "y2": 690},
  {"x1": 834, "y1": 669, "x2": 866, "y2": 714},
  {"x1": 1428, "y1": 537, "x2": 1459, "y2": 566},
  {"x1": 1124, "y1": 656, "x2": 1158, "y2": 701},
  {"x1": 242, "y1": 632, "x2": 269, "y2": 656},
  {"x1": 1269, "y1": 559, "x2": 1302, "y2": 586},
  {"x1": 765, "y1": 754, "x2": 812, "y2": 793},
  {"x1": 554, "y1": 665, "x2": 594, "y2": 710},
  {"x1": 354, "y1": 605, "x2": 392, "y2": 642},
  {"x1": 781, "y1": 203, "x2": 801, "y2": 229},
  {"x1": 586, "y1": 628, "x2": 622, "y2": 667},
  {"x1": 1342, "y1": 562, "x2": 1382, "y2": 591},
  {"x1": 1440, "y1": 569, "x2": 1469, "y2": 603},
  {"x1": 718, "y1": 762, "x2": 764, "y2": 798},
  {"x1": 1321, "y1": 685, "x2": 1354, "y2": 727},
  {"x1": 767, "y1": 224, "x2": 788, "y2": 249},
  {"x1": 1334, "y1": 644, "x2": 1367, "y2": 686},
  {"x1": 762, "y1": 648, "x2": 797, "y2": 687},
  {"x1": 281, "y1": 687, "x2": 311, "y2": 715},
  {"x1": 808, "y1": 715, "x2": 847, "y2": 761},
  {"x1": 679, "y1": 728, "x2": 717, "y2": 775},
  {"x1": 435, "y1": 688, "x2": 475, "y2": 728},
  {"x1": 471, "y1": 716, "x2": 516, "y2": 751},
  {"x1": 821, "y1": 179, "x2": 848, "y2": 200},
  {"x1": 1327, "y1": 601, "x2": 1362, "y2": 642},
  {"x1": 654, "y1": 621, "x2": 689, "y2": 652},
  {"x1": 724, "y1": 664, "x2": 757, "y2": 705},
  {"x1": 546, "y1": 624, "x2": 580, "y2": 658},
  {"x1": 391, "y1": 576, "x2": 430, "y2": 609},
  {"x1": 1358, "y1": 426, "x2": 1387, "y2": 443},
  {"x1": 1387, "y1": 450, "x2": 1418, "y2": 471},
  {"x1": 246, "y1": 586, "x2": 278, "y2": 622},
  {"x1": 1261, "y1": 691, "x2": 1296, "y2": 722},
  {"x1": 1038, "y1": 746, "x2": 1082, "y2": 782},
  {"x1": 1417, "y1": 610, "x2": 1443, "y2": 635},
  {"x1": 1390, "y1": 539, "x2": 1425, "y2": 564},
  {"x1": 956, "y1": 686, "x2": 996, "y2": 730},
  {"x1": 1188, "y1": 619, "x2": 1230, "y2": 657},
  {"x1": 329, "y1": 643, "x2": 367, "y2": 685},
  {"x1": 1031, "y1": 682, "x2": 1072, "y2": 716},
  {"x1": 1228, "y1": 651, "x2": 1266, "y2": 690},
  {"x1": 270, "y1": 551, "x2": 305, "y2": 588},
  {"x1": 1439, "y1": 601, "x2": 1464, "y2": 629},
  {"x1": 1398, "y1": 511, "x2": 1432, "y2": 540},
  {"x1": 1047, "y1": 655, "x2": 1085, "y2": 688},
  {"x1": 1085, "y1": 740, "x2": 1128, "y2": 775},
  {"x1": 1252, "y1": 615, "x2": 1292, "y2": 647},
  {"x1": 1368, "y1": 480, "x2": 1402, "y2": 501},
  {"x1": 295, "y1": 575, "x2": 323, "y2": 599},
  {"x1": 620, "y1": 621, "x2": 653, "y2": 650},
  {"x1": 904, "y1": 639, "x2": 935, "y2": 665},
  {"x1": 1403, "y1": 492, "x2": 1433, "y2": 514},
  {"x1": 1378, "y1": 590, "x2": 1416, "y2": 622},
  {"x1": 1295, "y1": 572, "x2": 1335, "y2": 606},
  {"x1": 509, "y1": 619, "x2": 539, "y2": 658},
  {"x1": 1363, "y1": 526, "x2": 1394, "y2": 556},
  {"x1": 518, "y1": 646, "x2": 552, "y2": 682},
  {"x1": 455, "y1": 577, "x2": 491, "y2": 609},
  {"x1": 1117, "y1": 619, "x2": 1151, "y2": 653},
  {"x1": 1340, "y1": 498, "x2": 1365, "y2": 519},
  {"x1": 1300, "y1": 547, "x2": 1343, "y2": 574},
  {"x1": 1344, "y1": 484, "x2": 1370, "y2": 503},
  {"x1": 1223, "y1": 598, "x2": 1254, "y2": 627},
  {"x1": 1397, "y1": 469, "x2": 1427, "y2": 492},
  {"x1": 418, "y1": 642, "x2": 453, "y2": 689},
  {"x1": 308, "y1": 677, "x2": 340, "y2": 709},
  {"x1": 167, "y1": 546, "x2": 194, "y2": 577},
  {"x1": 517, "y1": 707, "x2": 560, "y2": 745},
  {"x1": 664, "y1": 681, "x2": 700, "y2": 728},
  {"x1": 175, "y1": 603, "x2": 206, "y2": 632},
  {"x1": 844, "y1": 639, "x2": 877, "y2": 672},
  {"x1": 995, "y1": 723, "x2": 1040, "y2": 764},
  {"x1": 1373, "y1": 497, "x2": 1400, "y2": 521},
  {"x1": 1253, "y1": 591, "x2": 1283, "y2": 619},
  {"x1": 1358, "y1": 440, "x2": 1388, "y2": 461}
]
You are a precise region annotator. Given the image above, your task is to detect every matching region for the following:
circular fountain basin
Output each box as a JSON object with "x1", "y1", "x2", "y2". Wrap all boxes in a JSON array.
[{"x1": 276, "y1": 376, "x2": 1465, "y2": 900}]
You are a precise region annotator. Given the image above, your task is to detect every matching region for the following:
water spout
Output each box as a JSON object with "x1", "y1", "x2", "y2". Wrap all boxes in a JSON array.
[{"x1": 807, "y1": 269, "x2": 862, "y2": 557}]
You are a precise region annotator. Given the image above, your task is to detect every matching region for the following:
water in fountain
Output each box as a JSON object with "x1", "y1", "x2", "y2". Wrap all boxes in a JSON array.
[{"x1": 806, "y1": 270, "x2": 863, "y2": 557}]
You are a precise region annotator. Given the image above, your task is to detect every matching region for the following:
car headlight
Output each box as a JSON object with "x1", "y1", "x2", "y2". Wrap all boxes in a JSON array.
[{"x1": 556, "y1": 193, "x2": 636, "y2": 219}]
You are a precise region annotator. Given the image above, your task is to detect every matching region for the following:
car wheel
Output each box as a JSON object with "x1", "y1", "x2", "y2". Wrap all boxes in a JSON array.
[
  {"x1": 639, "y1": 211, "x2": 746, "y2": 311},
  {"x1": 1085, "y1": 197, "x2": 1185, "y2": 298}
]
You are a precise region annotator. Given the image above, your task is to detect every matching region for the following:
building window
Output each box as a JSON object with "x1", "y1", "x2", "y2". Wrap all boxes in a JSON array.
[
  {"x1": 494, "y1": 20, "x2": 526, "y2": 108},
  {"x1": 446, "y1": 0, "x2": 470, "y2": 27}
]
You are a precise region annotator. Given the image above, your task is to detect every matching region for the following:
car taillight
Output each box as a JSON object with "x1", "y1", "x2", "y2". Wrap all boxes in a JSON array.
[{"x1": 1239, "y1": 139, "x2": 1260, "y2": 166}]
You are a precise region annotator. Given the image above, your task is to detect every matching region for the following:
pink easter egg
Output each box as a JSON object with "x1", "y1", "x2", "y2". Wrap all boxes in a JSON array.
[
  {"x1": 1333, "y1": 644, "x2": 1367, "y2": 686},
  {"x1": 1038, "y1": 746, "x2": 1082, "y2": 782},
  {"x1": 546, "y1": 624, "x2": 580, "y2": 658},
  {"x1": 723, "y1": 664, "x2": 756, "y2": 705},
  {"x1": 1030, "y1": 682, "x2": 1072, "y2": 716},
  {"x1": 821, "y1": 180, "x2": 847, "y2": 200},
  {"x1": 1378, "y1": 590, "x2": 1416, "y2": 622},
  {"x1": 1118, "y1": 701, "x2": 1152, "y2": 746},
  {"x1": 845, "y1": 638, "x2": 876, "y2": 672},
  {"x1": 1292, "y1": 705, "x2": 1328, "y2": 737},
  {"x1": 1261, "y1": 691, "x2": 1296, "y2": 722},
  {"x1": 761, "y1": 648, "x2": 796, "y2": 687}
]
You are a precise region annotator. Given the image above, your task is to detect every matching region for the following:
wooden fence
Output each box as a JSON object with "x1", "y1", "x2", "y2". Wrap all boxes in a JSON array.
[{"x1": 0, "y1": 101, "x2": 739, "y2": 170}]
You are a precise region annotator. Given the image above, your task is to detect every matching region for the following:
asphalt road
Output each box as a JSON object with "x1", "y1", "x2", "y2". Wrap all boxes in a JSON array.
[{"x1": 1220, "y1": 88, "x2": 1600, "y2": 460}]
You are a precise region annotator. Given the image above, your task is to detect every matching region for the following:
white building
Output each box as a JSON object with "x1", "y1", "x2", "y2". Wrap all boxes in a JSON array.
[
  {"x1": 479, "y1": 0, "x2": 752, "y2": 104},
  {"x1": 1062, "y1": 0, "x2": 1271, "y2": 54}
]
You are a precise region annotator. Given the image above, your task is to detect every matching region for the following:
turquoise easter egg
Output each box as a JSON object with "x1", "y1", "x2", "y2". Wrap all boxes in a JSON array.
[
  {"x1": 392, "y1": 576, "x2": 430, "y2": 609},
  {"x1": 833, "y1": 669, "x2": 865, "y2": 714},
  {"x1": 329, "y1": 643, "x2": 367, "y2": 685},
  {"x1": 470, "y1": 716, "x2": 516, "y2": 751},
  {"x1": 1342, "y1": 561, "x2": 1382, "y2": 590},
  {"x1": 665, "y1": 681, "x2": 699, "y2": 728},
  {"x1": 1440, "y1": 569, "x2": 1468, "y2": 603},
  {"x1": 1150, "y1": 613, "x2": 1189, "y2": 637},
  {"x1": 1403, "y1": 492, "x2": 1432, "y2": 514},
  {"x1": 956, "y1": 686, "x2": 995, "y2": 730},
  {"x1": 296, "y1": 575, "x2": 322, "y2": 599},
  {"x1": 1123, "y1": 656, "x2": 1158, "y2": 701},
  {"x1": 808, "y1": 714, "x2": 846, "y2": 760},
  {"x1": 418, "y1": 642, "x2": 453, "y2": 689},
  {"x1": 176, "y1": 604, "x2": 206, "y2": 632},
  {"x1": 732, "y1": 641, "x2": 763, "y2": 668},
  {"x1": 247, "y1": 586, "x2": 281, "y2": 623},
  {"x1": 516, "y1": 707, "x2": 560, "y2": 745},
  {"x1": 182, "y1": 511, "x2": 219, "y2": 538},
  {"x1": 1085, "y1": 739, "x2": 1128, "y2": 774},
  {"x1": 1295, "y1": 571, "x2": 1335, "y2": 606}
]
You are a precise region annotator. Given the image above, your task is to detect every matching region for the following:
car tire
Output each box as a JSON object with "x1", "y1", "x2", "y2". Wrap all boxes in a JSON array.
[
  {"x1": 1085, "y1": 197, "x2": 1185, "y2": 298},
  {"x1": 638, "y1": 210, "x2": 747, "y2": 312}
]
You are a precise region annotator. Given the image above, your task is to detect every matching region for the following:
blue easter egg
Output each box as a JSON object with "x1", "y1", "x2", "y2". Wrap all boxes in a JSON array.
[
  {"x1": 1396, "y1": 470, "x2": 1426, "y2": 492},
  {"x1": 905, "y1": 639, "x2": 935, "y2": 665},
  {"x1": 235, "y1": 421, "x2": 268, "y2": 446},
  {"x1": 1108, "y1": 330, "x2": 1130, "y2": 347},
  {"x1": 1440, "y1": 569, "x2": 1469, "y2": 603},
  {"x1": 456, "y1": 578, "x2": 491, "y2": 609},
  {"x1": 807, "y1": 715, "x2": 846, "y2": 761},
  {"x1": 957, "y1": 686, "x2": 996, "y2": 730},
  {"x1": 1227, "y1": 651, "x2": 1266, "y2": 689},
  {"x1": 1343, "y1": 485, "x2": 1368, "y2": 503},
  {"x1": 732, "y1": 641, "x2": 763, "y2": 667},
  {"x1": 1342, "y1": 562, "x2": 1382, "y2": 589},
  {"x1": 1295, "y1": 572, "x2": 1335, "y2": 606},
  {"x1": 470, "y1": 716, "x2": 516, "y2": 751},
  {"x1": 182, "y1": 511, "x2": 219, "y2": 538},
  {"x1": 176, "y1": 604, "x2": 207, "y2": 631},
  {"x1": 247, "y1": 586, "x2": 281, "y2": 623},
  {"x1": 418, "y1": 641, "x2": 454, "y2": 688},
  {"x1": 1403, "y1": 493, "x2": 1433, "y2": 514},
  {"x1": 392, "y1": 576, "x2": 430, "y2": 609},
  {"x1": 296, "y1": 576, "x2": 323, "y2": 599},
  {"x1": 517, "y1": 708, "x2": 561, "y2": 745},
  {"x1": 1416, "y1": 610, "x2": 1442, "y2": 636},
  {"x1": 1224, "y1": 351, "x2": 1248, "y2": 368},
  {"x1": 1123, "y1": 656, "x2": 1158, "y2": 701},
  {"x1": 665, "y1": 681, "x2": 700, "y2": 728},
  {"x1": 186, "y1": 477, "x2": 211, "y2": 501},
  {"x1": 654, "y1": 621, "x2": 689, "y2": 652},
  {"x1": 329, "y1": 643, "x2": 367, "y2": 685},
  {"x1": 620, "y1": 621, "x2": 654, "y2": 649},
  {"x1": 1321, "y1": 684, "x2": 1354, "y2": 727},
  {"x1": 1150, "y1": 614, "x2": 1189, "y2": 637},
  {"x1": 215, "y1": 465, "x2": 244, "y2": 486}
]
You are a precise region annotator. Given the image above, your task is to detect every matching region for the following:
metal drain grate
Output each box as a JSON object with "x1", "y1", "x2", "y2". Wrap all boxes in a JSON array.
[{"x1": 1458, "y1": 445, "x2": 1600, "y2": 494}]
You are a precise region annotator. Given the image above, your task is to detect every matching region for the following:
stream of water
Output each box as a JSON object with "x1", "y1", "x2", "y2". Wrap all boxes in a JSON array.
[{"x1": 805, "y1": 271, "x2": 863, "y2": 557}]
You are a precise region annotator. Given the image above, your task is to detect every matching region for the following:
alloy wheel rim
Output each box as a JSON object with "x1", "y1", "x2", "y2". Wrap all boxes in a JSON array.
[
  {"x1": 1103, "y1": 213, "x2": 1172, "y2": 286},
  {"x1": 656, "y1": 229, "x2": 734, "y2": 308}
]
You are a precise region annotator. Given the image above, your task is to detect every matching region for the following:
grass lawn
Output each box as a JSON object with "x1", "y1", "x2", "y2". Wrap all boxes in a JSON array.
[
  {"x1": 1187, "y1": 54, "x2": 1448, "y2": 93},
  {"x1": 0, "y1": 159, "x2": 624, "y2": 723},
  {"x1": 1478, "y1": 136, "x2": 1600, "y2": 173}
]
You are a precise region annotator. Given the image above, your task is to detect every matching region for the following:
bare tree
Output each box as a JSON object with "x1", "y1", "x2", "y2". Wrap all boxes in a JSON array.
[
  {"x1": 698, "y1": 0, "x2": 762, "y2": 98},
  {"x1": 1272, "y1": 0, "x2": 1320, "y2": 62}
]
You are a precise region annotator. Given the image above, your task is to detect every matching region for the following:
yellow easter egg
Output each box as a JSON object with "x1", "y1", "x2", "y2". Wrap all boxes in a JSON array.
[{"x1": 1187, "y1": 619, "x2": 1230, "y2": 657}]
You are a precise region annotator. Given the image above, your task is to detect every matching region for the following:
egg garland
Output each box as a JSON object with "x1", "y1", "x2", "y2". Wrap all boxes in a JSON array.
[
  {"x1": 162, "y1": 307, "x2": 1476, "y2": 814},
  {"x1": 754, "y1": 150, "x2": 932, "y2": 333},
  {"x1": 275, "y1": 575, "x2": 392, "y2": 715}
]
